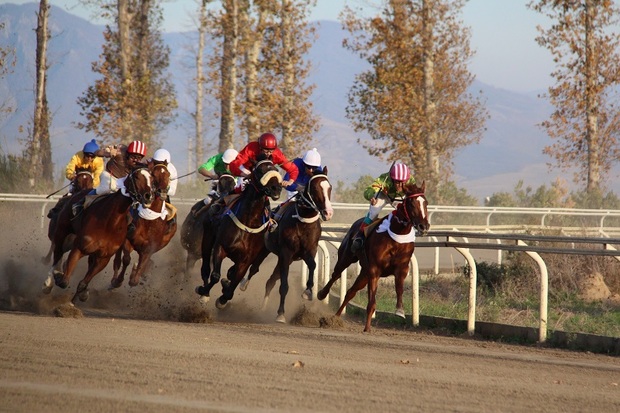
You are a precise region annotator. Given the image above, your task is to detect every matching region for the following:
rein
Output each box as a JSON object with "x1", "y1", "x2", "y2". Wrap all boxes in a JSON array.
[
  {"x1": 393, "y1": 193, "x2": 425, "y2": 227},
  {"x1": 124, "y1": 167, "x2": 153, "y2": 207}
]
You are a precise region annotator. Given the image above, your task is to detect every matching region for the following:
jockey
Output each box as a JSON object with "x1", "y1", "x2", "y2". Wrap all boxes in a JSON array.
[
  {"x1": 47, "y1": 139, "x2": 104, "y2": 219},
  {"x1": 148, "y1": 148, "x2": 178, "y2": 201},
  {"x1": 351, "y1": 162, "x2": 416, "y2": 252},
  {"x1": 93, "y1": 140, "x2": 147, "y2": 195},
  {"x1": 283, "y1": 147, "x2": 324, "y2": 200},
  {"x1": 65, "y1": 139, "x2": 104, "y2": 192},
  {"x1": 193, "y1": 148, "x2": 242, "y2": 216},
  {"x1": 229, "y1": 132, "x2": 298, "y2": 187}
]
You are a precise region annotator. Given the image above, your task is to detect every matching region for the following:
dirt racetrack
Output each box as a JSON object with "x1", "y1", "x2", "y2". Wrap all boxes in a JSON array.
[{"x1": 1, "y1": 202, "x2": 619, "y2": 412}]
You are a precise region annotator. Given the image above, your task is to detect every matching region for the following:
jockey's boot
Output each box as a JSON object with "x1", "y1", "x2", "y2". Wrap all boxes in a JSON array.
[
  {"x1": 208, "y1": 199, "x2": 224, "y2": 217},
  {"x1": 351, "y1": 222, "x2": 368, "y2": 253},
  {"x1": 268, "y1": 218, "x2": 278, "y2": 233},
  {"x1": 71, "y1": 200, "x2": 84, "y2": 217}
]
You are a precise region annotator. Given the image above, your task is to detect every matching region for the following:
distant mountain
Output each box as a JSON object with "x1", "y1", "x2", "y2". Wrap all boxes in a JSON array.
[{"x1": 0, "y1": 2, "x2": 590, "y2": 202}]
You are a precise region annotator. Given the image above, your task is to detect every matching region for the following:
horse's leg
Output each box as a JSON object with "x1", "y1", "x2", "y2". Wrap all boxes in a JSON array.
[
  {"x1": 216, "y1": 260, "x2": 251, "y2": 309},
  {"x1": 196, "y1": 234, "x2": 216, "y2": 299},
  {"x1": 275, "y1": 253, "x2": 295, "y2": 323},
  {"x1": 42, "y1": 242, "x2": 54, "y2": 265},
  {"x1": 54, "y1": 247, "x2": 85, "y2": 289},
  {"x1": 301, "y1": 251, "x2": 317, "y2": 301},
  {"x1": 110, "y1": 242, "x2": 132, "y2": 289},
  {"x1": 364, "y1": 272, "x2": 381, "y2": 332},
  {"x1": 128, "y1": 251, "x2": 151, "y2": 287},
  {"x1": 393, "y1": 267, "x2": 408, "y2": 319},
  {"x1": 335, "y1": 269, "x2": 369, "y2": 317},
  {"x1": 73, "y1": 255, "x2": 113, "y2": 303},
  {"x1": 110, "y1": 248, "x2": 123, "y2": 288},
  {"x1": 240, "y1": 246, "x2": 270, "y2": 292},
  {"x1": 263, "y1": 261, "x2": 281, "y2": 309}
]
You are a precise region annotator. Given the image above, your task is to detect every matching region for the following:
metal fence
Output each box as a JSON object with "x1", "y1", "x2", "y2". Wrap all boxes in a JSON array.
[{"x1": 3, "y1": 193, "x2": 620, "y2": 342}]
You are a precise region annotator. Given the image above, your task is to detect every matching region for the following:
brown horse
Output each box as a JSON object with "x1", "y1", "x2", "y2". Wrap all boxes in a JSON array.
[
  {"x1": 179, "y1": 174, "x2": 237, "y2": 275},
  {"x1": 42, "y1": 167, "x2": 154, "y2": 303},
  {"x1": 241, "y1": 170, "x2": 334, "y2": 323},
  {"x1": 109, "y1": 162, "x2": 176, "y2": 288},
  {"x1": 196, "y1": 157, "x2": 282, "y2": 307},
  {"x1": 317, "y1": 182, "x2": 430, "y2": 332},
  {"x1": 42, "y1": 169, "x2": 95, "y2": 265}
]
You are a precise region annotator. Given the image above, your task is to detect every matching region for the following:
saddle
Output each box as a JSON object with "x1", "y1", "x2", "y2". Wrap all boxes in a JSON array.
[{"x1": 363, "y1": 217, "x2": 383, "y2": 237}]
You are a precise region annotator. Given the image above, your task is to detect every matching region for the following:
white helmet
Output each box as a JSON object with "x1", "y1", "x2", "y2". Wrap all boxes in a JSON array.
[
  {"x1": 302, "y1": 148, "x2": 321, "y2": 167},
  {"x1": 222, "y1": 148, "x2": 238, "y2": 164},
  {"x1": 153, "y1": 148, "x2": 171, "y2": 163}
]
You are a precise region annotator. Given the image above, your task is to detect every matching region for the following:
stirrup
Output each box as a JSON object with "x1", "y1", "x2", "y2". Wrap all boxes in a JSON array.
[
  {"x1": 71, "y1": 203, "x2": 82, "y2": 217},
  {"x1": 268, "y1": 219, "x2": 278, "y2": 233}
]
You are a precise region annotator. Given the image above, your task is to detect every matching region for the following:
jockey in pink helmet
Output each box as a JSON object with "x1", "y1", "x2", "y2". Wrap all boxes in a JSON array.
[{"x1": 351, "y1": 162, "x2": 416, "y2": 252}]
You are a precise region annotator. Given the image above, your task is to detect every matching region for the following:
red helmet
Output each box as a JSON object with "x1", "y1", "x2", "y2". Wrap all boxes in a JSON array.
[
  {"x1": 127, "y1": 141, "x2": 147, "y2": 156},
  {"x1": 390, "y1": 163, "x2": 410, "y2": 182},
  {"x1": 258, "y1": 132, "x2": 277, "y2": 150}
]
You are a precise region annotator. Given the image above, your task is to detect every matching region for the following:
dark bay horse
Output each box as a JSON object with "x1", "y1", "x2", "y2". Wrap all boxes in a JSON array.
[
  {"x1": 110, "y1": 162, "x2": 176, "y2": 288},
  {"x1": 180, "y1": 174, "x2": 237, "y2": 275},
  {"x1": 42, "y1": 167, "x2": 154, "y2": 303},
  {"x1": 317, "y1": 182, "x2": 430, "y2": 332},
  {"x1": 42, "y1": 169, "x2": 95, "y2": 265},
  {"x1": 196, "y1": 158, "x2": 282, "y2": 307},
  {"x1": 241, "y1": 170, "x2": 334, "y2": 323}
]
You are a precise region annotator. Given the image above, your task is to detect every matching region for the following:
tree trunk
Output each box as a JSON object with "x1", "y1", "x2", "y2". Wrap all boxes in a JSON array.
[
  {"x1": 243, "y1": 5, "x2": 266, "y2": 143},
  {"x1": 31, "y1": 0, "x2": 52, "y2": 189},
  {"x1": 584, "y1": 0, "x2": 599, "y2": 192},
  {"x1": 279, "y1": 0, "x2": 294, "y2": 157},
  {"x1": 194, "y1": 0, "x2": 208, "y2": 174},
  {"x1": 117, "y1": 0, "x2": 135, "y2": 142},
  {"x1": 423, "y1": 0, "x2": 439, "y2": 189},
  {"x1": 219, "y1": 0, "x2": 238, "y2": 153}
]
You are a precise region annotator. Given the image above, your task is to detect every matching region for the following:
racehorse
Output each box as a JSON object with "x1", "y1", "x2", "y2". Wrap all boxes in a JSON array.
[
  {"x1": 195, "y1": 157, "x2": 282, "y2": 307},
  {"x1": 317, "y1": 182, "x2": 430, "y2": 332},
  {"x1": 240, "y1": 170, "x2": 334, "y2": 323},
  {"x1": 109, "y1": 162, "x2": 177, "y2": 289},
  {"x1": 42, "y1": 167, "x2": 154, "y2": 303},
  {"x1": 42, "y1": 169, "x2": 95, "y2": 265},
  {"x1": 179, "y1": 174, "x2": 237, "y2": 275}
]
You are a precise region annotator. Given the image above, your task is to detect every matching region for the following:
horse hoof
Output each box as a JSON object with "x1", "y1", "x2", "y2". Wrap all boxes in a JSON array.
[
  {"x1": 301, "y1": 289, "x2": 312, "y2": 301},
  {"x1": 275, "y1": 314, "x2": 286, "y2": 324},
  {"x1": 53, "y1": 272, "x2": 68, "y2": 289},
  {"x1": 215, "y1": 297, "x2": 228, "y2": 310},
  {"x1": 42, "y1": 276, "x2": 54, "y2": 294},
  {"x1": 198, "y1": 295, "x2": 210, "y2": 304},
  {"x1": 395, "y1": 309, "x2": 405, "y2": 319},
  {"x1": 239, "y1": 277, "x2": 250, "y2": 291},
  {"x1": 78, "y1": 290, "x2": 89, "y2": 302},
  {"x1": 195, "y1": 285, "x2": 209, "y2": 296},
  {"x1": 220, "y1": 278, "x2": 231, "y2": 289},
  {"x1": 317, "y1": 289, "x2": 327, "y2": 301}
]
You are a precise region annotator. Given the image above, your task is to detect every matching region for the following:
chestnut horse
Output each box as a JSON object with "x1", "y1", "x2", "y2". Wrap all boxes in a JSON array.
[
  {"x1": 109, "y1": 162, "x2": 177, "y2": 288},
  {"x1": 179, "y1": 174, "x2": 237, "y2": 275},
  {"x1": 196, "y1": 158, "x2": 282, "y2": 307},
  {"x1": 241, "y1": 170, "x2": 334, "y2": 323},
  {"x1": 317, "y1": 182, "x2": 430, "y2": 332},
  {"x1": 42, "y1": 169, "x2": 95, "y2": 265},
  {"x1": 42, "y1": 167, "x2": 154, "y2": 303}
]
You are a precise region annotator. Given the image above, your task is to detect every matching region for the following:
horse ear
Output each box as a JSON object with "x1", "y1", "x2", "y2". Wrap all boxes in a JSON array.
[
  {"x1": 323, "y1": 166, "x2": 328, "y2": 175},
  {"x1": 420, "y1": 180, "x2": 426, "y2": 192}
]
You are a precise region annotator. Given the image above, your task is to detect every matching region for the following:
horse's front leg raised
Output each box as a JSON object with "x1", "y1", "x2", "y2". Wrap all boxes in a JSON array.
[
  {"x1": 240, "y1": 246, "x2": 270, "y2": 292},
  {"x1": 72, "y1": 255, "x2": 112, "y2": 303},
  {"x1": 128, "y1": 250, "x2": 151, "y2": 287},
  {"x1": 109, "y1": 245, "x2": 131, "y2": 289},
  {"x1": 216, "y1": 261, "x2": 251, "y2": 309},
  {"x1": 54, "y1": 246, "x2": 85, "y2": 290}
]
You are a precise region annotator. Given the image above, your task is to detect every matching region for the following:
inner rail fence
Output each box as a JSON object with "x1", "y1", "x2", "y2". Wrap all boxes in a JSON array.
[{"x1": 3, "y1": 193, "x2": 620, "y2": 343}]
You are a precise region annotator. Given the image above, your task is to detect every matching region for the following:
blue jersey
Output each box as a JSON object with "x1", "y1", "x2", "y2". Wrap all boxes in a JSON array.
[{"x1": 284, "y1": 158, "x2": 324, "y2": 193}]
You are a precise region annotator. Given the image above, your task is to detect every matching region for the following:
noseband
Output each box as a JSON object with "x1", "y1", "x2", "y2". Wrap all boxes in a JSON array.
[{"x1": 251, "y1": 159, "x2": 281, "y2": 194}]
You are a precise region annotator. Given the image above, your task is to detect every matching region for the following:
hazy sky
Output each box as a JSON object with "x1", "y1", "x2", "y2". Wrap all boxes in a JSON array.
[{"x1": 6, "y1": 0, "x2": 555, "y2": 93}]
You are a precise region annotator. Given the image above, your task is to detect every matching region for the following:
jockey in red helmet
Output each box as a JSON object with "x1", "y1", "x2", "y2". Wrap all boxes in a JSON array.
[
  {"x1": 351, "y1": 162, "x2": 416, "y2": 253},
  {"x1": 92, "y1": 140, "x2": 148, "y2": 195},
  {"x1": 229, "y1": 132, "x2": 298, "y2": 186}
]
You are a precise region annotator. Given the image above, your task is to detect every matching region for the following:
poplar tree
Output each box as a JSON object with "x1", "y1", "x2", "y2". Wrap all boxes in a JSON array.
[
  {"x1": 341, "y1": 0, "x2": 487, "y2": 194},
  {"x1": 528, "y1": 0, "x2": 620, "y2": 193},
  {"x1": 76, "y1": 0, "x2": 177, "y2": 148}
]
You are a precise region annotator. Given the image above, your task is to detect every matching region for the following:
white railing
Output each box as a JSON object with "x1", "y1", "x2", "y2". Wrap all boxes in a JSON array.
[{"x1": 4, "y1": 193, "x2": 620, "y2": 342}]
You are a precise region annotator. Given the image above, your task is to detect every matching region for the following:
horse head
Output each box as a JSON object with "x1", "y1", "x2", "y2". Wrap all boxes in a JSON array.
[
  {"x1": 73, "y1": 168, "x2": 94, "y2": 191},
  {"x1": 251, "y1": 156, "x2": 282, "y2": 201},
  {"x1": 124, "y1": 166, "x2": 155, "y2": 208},
  {"x1": 303, "y1": 166, "x2": 334, "y2": 221},
  {"x1": 216, "y1": 173, "x2": 236, "y2": 197},
  {"x1": 149, "y1": 162, "x2": 171, "y2": 198},
  {"x1": 402, "y1": 181, "x2": 430, "y2": 236}
]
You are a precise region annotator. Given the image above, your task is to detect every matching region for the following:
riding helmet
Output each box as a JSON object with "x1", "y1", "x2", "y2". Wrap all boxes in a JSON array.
[
  {"x1": 222, "y1": 148, "x2": 239, "y2": 164},
  {"x1": 302, "y1": 148, "x2": 321, "y2": 167},
  {"x1": 258, "y1": 132, "x2": 278, "y2": 150},
  {"x1": 389, "y1": 163, "x2": 410, "y2": 182},
  {"x1": 127, "y1": 141, "x2": 147, "y2": 156},
  {"x1": 83, "y1": 139, "x2": 99, "y2": 154},
  {"x1": 153, "y1": 148, "x2": 171, "y2": 163}
]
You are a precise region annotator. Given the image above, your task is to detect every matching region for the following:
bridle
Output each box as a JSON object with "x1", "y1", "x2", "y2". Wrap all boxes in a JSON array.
[
  {"x1": 297, "y1": 174, "x2": 331, "y2": 222},
  {"x1": 249, "y1": 159, "x2": 281, "y2": 196},
  {"x1": 393, "y1": 192, "x2": 426, "y2": 229},
  {"x1": 124, "y1": 167, "x2": 154, "y2": 208},
  {"x1": 150, "y1": 163, "x2": 170, "y2": 198}
]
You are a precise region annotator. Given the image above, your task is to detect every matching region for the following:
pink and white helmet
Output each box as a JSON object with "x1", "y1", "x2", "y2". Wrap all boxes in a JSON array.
[{"x1": 389, "y1": 163, "x2": 410, "y2": 182}]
